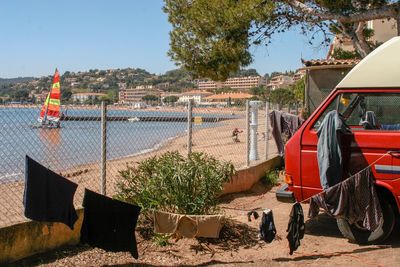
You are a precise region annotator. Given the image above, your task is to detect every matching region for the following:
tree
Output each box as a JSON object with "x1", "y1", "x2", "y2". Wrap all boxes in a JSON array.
[
  {"x1": 142, "y1": 94, "x2": 160, "y2": 105},
  {"x1": 269, "y1": 88, "x2": 295, "y2": 109},
  {"x1": 164, "y1": 95, "x2": 179, "y2": 104},
  {"x1": 164, "y1": 0, "x2": 399, "y2": 80},
  {"x1": 250, "y1": 86, "x2": 267, "y2": 100},
  {"x1": 61, "y1": 89, "x2": 72, "y2": 102},
  {"x1": 11, "y1": 88, "x2": 29, "y2": 101},
  {"x1": 291, "y1": 77, "x2": 305, "y2": 104}
]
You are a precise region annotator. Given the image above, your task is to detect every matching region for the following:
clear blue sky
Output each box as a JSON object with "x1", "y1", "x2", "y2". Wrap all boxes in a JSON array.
[{"x1": 0, "y1": 0, "x2": 328, "y2": 78}]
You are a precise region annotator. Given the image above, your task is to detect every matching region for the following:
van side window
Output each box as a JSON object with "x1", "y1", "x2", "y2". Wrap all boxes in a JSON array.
[{"x1": 346, "y1": 94, "x2": 400, "y2": 131}]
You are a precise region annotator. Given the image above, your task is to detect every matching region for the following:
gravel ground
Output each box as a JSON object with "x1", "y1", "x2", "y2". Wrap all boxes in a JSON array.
[{"x1": 6, "y1": 182, "x2": 400, "y2": 267}]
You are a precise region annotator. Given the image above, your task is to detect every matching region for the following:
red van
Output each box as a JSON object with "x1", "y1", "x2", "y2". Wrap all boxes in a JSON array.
[{"x1": 276, "y1": 37, "x2": 400, "y2": 243}]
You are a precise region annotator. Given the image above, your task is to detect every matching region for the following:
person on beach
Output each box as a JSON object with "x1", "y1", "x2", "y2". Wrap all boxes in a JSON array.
[{"x1": 232, "y1": 128, "x2": 243, "y2": 143}]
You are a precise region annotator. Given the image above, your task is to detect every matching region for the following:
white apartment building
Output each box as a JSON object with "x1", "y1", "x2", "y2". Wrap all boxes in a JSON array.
[
  {"x1": 177, "y1": 90, "x2": 213, "y2": 104},
  {"x1": 72, "y1": 93, "x2": 107, "y2": 103},
  {"x1": 293, "y1": 69, "x2": 306, "y2": 83},
  {"x1": 196, "y1": 76, "x2": 266, "y2": 91},
  {"x1": 266, "y1": 75, "x2": 294, "y2": 90}
]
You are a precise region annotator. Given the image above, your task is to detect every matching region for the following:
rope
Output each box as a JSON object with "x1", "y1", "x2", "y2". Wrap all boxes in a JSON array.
[
  {"x1": 298, "y1": 151, "x2": 392, "y2": 205},
  {"x1": 221, "y1": 151, "x2": 396, "y2": 214}
]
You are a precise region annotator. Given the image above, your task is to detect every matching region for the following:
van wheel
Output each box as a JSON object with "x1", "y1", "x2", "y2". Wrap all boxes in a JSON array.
[{"x1": 336, "y1": 197, "x2": 395, "y2": 244}]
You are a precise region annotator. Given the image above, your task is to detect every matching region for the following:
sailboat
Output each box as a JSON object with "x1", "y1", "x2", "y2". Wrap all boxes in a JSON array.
[{"x1": 35, "y1": 69, "x2": 61, "y2": 129}]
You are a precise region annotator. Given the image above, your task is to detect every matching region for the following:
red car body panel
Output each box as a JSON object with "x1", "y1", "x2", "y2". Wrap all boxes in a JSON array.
[{"x1": 285, "y1": 88, "x2": 400, "y2": 210}]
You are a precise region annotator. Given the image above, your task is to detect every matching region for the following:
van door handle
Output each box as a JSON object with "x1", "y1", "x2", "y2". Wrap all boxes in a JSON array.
[{"x1": 389, "y1": 150, "x2": 400, "y2": 157}]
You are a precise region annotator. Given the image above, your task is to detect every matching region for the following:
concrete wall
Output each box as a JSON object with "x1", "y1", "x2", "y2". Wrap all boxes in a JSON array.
[
  {"x1": 222, "y1": 155, "x2": 282, "y2": 195},
  {"x1": 0, "y1": 156, "x2": 282, "y2": 264},
  {"x1": 0, "y1": 209, "x2": 84, "y2": 264}
]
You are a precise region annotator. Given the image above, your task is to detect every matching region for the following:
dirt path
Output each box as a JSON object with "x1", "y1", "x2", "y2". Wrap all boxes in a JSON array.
[{"x1": 9, "y1": 181, "x2": 400, "y2": 267}]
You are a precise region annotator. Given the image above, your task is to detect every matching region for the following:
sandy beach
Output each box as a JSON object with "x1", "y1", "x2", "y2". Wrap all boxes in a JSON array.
[{"x1": 0, "y1": 108, "x2": 277, "y2": 227}]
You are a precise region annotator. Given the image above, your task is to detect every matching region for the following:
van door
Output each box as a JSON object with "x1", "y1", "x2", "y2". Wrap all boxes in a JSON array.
[{"x1": 300, "y1": 90, "x2": 395, "y2": 200}]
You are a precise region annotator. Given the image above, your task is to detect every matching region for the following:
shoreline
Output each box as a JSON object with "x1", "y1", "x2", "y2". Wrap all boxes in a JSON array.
[{"x1": 0, "y1": 104, "x2": 245, "y2": 114}]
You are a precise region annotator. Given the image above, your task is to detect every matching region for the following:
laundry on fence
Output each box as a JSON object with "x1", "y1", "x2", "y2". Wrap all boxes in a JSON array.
[
  {"x1": 153, "y1": 210, "x2": 224, "y2": 239},
  {"x1": 23, "y1": 155, "x2": 78, "y2": 230},
  {"x1": 80, "y1": 189, "x2": 141, "y2": 259},
  {"x1": 308, "y1": 167, "x2": 383, "y2": 232},
  {"x1": 269, "y1": 110, "x2": 303, "y2": 155}
]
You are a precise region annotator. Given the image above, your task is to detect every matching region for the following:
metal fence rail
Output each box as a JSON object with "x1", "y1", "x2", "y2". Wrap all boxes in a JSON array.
[{"x1": 0, "y1": 101, "x2": 278, "y2": 227}]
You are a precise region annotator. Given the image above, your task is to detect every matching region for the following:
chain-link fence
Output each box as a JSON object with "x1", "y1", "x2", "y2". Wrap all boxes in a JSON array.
[{"x1": 0, "y1": 101, "x2": 279, "y2": 227}]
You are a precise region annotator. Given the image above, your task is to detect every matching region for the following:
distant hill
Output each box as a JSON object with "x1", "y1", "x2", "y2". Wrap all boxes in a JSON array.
[{"x1": 0, "y1": 77, "x2": 35, "y2": 87}]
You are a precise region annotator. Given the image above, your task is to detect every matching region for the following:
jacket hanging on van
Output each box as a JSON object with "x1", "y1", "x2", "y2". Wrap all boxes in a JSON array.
[
  {"x1": 317, "y1": 110, "x2": 350, "y2": 189},
  {"x1": 286, "y1": 203, "x2": 305, "y2": 255},
  {"x1": 259, "y1": 209, "x2": 276, "y2": 243},
  {"x1": 23, "y1": 155, "x2": 78, "y2": 230},
  {"x1": 308, "y1": 167, "x2": 383, "y2": 232},
  {"x1": 80, "y1": 189, "x2": 141, "y2": 259}
]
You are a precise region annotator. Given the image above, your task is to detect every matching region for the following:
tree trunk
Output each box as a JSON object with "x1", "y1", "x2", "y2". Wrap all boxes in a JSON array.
[{"x1": 354, "y1": 22, "x2": 371, "y2": 58}]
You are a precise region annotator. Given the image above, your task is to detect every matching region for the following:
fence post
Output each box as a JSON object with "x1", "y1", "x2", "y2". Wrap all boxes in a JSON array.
[
  {"x1": 101, "y1": 101, "x2": 107, "y2": 195},
  {"x1": 249, "y1": 101, "x2": 260, "y2": 161},
  {"x1": 187, "y1": 99, "x2": 193, "y2": 156},
  {"x1": 246, "y1": 100, "x2": 250, "y2": 167},
  {"x1": 265, "y1": 101, "x2": 270, "y2": 160}
]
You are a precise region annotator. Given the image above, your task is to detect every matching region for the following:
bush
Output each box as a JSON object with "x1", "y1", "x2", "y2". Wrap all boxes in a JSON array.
[
  {"x1": 263, "y1": 169, "x2": 280, "y2": 187},
  {"x1": 115, "y1": 151, "x2": 235, "y2": 215}
]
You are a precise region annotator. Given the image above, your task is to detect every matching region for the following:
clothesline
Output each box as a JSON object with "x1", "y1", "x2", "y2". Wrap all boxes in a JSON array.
[
  {"x1": 298, "y1": 151, "x2": 391, "y2": 205},
  {"x1": 220, "y1": 151, "x2": 394, "y2": 214}
]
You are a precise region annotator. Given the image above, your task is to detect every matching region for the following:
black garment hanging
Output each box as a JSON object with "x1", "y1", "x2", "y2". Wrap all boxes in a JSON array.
[
  {"x1": 286, "y1": 202, "x2": 305, "y2": 255},
  {"x1": 23, "y1": 155, "x2": 78, "y2": 230},
  {"x1": 259, "y1": 209, "x2": 276, "y2": 243},
  {"x1": 80, "y1": 189, "x2": 141, "y2": 259}
]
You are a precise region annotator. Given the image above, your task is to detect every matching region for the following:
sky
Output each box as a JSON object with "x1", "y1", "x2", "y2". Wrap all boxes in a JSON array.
[{"x1": 0, "y1": 0, "x2": 328, "y2": 78}]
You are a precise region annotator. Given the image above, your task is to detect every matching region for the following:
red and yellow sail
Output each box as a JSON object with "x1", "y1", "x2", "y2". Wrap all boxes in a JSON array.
[{"x1": 39, "y1": 69, "x2": 61, "y2": 123}]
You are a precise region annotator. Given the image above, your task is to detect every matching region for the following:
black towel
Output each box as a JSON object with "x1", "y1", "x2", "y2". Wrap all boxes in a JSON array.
[
  {"x1": 23, "y1": 155, "x2": 78, "y2": 230},
  {"x1": 80, "y1": 189, "x2": 141, "y2": 259}
]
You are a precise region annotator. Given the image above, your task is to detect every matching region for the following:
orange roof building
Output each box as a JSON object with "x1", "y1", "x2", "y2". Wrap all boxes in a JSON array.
[{"x1": 205, "y1": 92, "x2": 254, "y2": 101}]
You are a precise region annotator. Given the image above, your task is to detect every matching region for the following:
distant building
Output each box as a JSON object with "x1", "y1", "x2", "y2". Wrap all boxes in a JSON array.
[
  {"x1": 177, "y1": 90, "x2": 213, "y2": 104},
  {"x1": 118, "y1": 85, "x2": 162, "y2": 104},
  {"x1": 204, "y1": 92, "x2": 254, "y2": 105},
  {"x1": 131, "y1": 102, "x2": 147, "y2": 109},
  {"x1": 293, "y1": 69, "x2": 306, "y2": 83},
  {"x1": 266, "y1": 75, "x2": 294, "y2": 90},
  {"x1": 196, "y1": 76, "x2": 267, "y2": 91},
  {"x1": 72, "y1": 92, "x2": 107, "y2": 103},
  {"x1": 327, "y1": 19, "x2": 398, "y2": 59},
  {"x1": 33, "y1": 90, "x2": 49, "y2": 103}
]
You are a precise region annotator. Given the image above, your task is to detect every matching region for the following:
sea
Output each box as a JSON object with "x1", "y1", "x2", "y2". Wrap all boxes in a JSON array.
[{"x1": 0, "y1": 107, "x2": 234, "y2": 182}]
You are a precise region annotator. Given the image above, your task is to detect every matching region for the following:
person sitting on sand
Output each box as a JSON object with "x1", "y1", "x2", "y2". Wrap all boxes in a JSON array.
[{"x1": 232, "y1": 128, "x2": 243, "y2": 143}]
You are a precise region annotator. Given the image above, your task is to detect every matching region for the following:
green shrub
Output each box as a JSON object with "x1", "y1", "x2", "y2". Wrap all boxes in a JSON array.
[
  {"x1": 115, "y1": 151, "x2": 235, "y2": 215},
  {"x1": 263, "y1": 169, "x2": 280, "y2": 187}
]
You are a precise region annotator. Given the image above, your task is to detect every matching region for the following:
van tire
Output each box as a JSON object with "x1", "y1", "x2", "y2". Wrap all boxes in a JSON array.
[{"x1": 336, "y1": 197, "x2": 395, "y2": 244}]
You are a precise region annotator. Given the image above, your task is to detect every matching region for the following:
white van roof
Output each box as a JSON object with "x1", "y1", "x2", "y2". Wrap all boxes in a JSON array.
[{"x1": 337, "y1": 36, "x2": 400, "y2": 89}]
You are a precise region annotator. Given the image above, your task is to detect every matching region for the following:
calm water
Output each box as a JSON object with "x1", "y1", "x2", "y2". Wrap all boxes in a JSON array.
[{"x1": 0, "y1": 107, "x2": 231, "y2": 181}]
